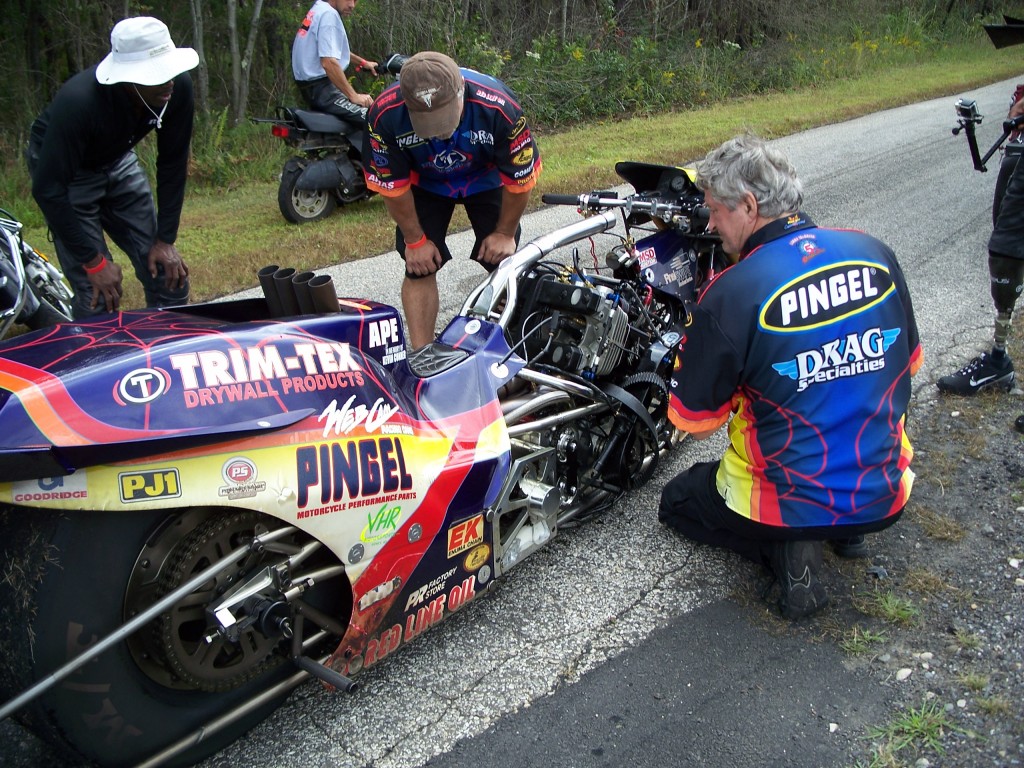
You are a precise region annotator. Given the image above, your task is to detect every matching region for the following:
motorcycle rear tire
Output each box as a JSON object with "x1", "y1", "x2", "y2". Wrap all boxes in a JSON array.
[
  {"x1": 0, "y1": 505, "x2": 319, "y2": 768},
  {"x1": 278, "y1": 158, "x2": 338, "y2": 224},
  {"x1": 24, "y1": 294, "x2": 72, "y2": 330}
]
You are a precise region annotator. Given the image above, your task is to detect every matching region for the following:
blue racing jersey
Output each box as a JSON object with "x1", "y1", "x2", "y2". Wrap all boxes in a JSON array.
[
  {"x1": 363, "y1": 68, "x2": 540, "y2": 199},
  {"x1": 668, "y1": 214, "x2": 923, "y2": 530}
]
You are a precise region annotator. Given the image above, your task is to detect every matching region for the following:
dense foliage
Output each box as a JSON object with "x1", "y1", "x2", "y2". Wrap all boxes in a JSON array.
[{"x1": 0, "y1": 0, "x2": 1009, "y2": 203}]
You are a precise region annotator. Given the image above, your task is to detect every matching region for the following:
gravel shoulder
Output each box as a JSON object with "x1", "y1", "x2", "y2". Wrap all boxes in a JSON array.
[{"x1": 792, "y1": 359, "x2": 1024, "y2": 766}]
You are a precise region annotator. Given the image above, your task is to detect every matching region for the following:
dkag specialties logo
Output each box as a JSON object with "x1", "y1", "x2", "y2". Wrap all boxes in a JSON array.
[
  {"x1": 759, "y1": 261, "x2": 895, "y2": 333},
  {"x1": 772, "y1": 326, "x2": 902, "y2": 392}
]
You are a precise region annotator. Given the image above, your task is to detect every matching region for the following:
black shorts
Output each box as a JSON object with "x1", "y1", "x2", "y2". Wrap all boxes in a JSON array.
[
  {"x1": 396, "y1": 186, "x2": 521, "y2": 279},
  {"x1": 296, "y1": 78, "x2": 367, "y2": 127}
]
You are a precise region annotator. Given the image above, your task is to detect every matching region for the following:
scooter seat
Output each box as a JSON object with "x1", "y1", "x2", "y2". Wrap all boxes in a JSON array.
[{"x1": 293, "y1": 109, "x2": 353, "y2": 135}]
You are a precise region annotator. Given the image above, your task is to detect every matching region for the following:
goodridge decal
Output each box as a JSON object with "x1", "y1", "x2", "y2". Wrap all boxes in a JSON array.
[{"x1": 11, "y1": 474, "x2": 88, "y2": 503}]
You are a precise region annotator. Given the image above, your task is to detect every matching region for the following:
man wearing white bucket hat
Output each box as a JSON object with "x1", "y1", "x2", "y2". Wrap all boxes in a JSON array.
[{"x1": 27, "y1": 17, "x2": 198, "y2": 319}]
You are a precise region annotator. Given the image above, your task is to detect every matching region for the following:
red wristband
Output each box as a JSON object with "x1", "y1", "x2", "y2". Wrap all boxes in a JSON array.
[
  {"x1": 84, "y1": 256, "x2": 107, "y2": 275},
  {"x1": 405, "y1": 234, "x2": 428, "y2": 249}
]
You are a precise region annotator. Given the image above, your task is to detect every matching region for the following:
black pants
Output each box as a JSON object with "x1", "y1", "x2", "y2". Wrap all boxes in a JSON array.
[
  {"x1": 988, "y1": 147, "x2": 1024, "y2": 314},
  {"x1": 29, "y1": 151, "x2": 190, "y2": 320},
  {"x1": 396, "y1": 186, "x2": 521, "y2": 279},
  {"x1": 296, "y1": 78, "x2": 366, "y2": 127},
  {"x1": 658, "y1": 461, "x2": 900, "y2": 567}
]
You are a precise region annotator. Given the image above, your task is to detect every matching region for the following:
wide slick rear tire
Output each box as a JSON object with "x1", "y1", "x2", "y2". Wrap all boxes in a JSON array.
[{"x1": 0, "y1": 505, "x2": 346, "y2": 767}]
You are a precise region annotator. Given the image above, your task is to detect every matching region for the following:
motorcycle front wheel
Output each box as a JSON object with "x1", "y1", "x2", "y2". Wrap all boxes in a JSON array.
[
  {"x1": 278, "y1": 157, "x2": 338, "y2": 224},
  {"x1": 0, "y1": 504, "x2": 348, "y2": 767}
]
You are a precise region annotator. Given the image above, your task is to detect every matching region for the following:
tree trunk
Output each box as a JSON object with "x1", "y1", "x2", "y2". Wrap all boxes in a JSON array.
[
  {"x1": 236, "y1": 0, "x2": 266, "y2": 125},
  {"x1": 227, "y1": 0, "x2": 242, "y2": 123},
  {"x1": 189, "y1": 0, "x2": 210, "y2": 113}
]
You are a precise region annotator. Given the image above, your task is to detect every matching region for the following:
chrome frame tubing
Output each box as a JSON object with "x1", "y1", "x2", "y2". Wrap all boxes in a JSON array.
[{"x1": 460, "y1": 209, "x2": 619, "y2": 327}]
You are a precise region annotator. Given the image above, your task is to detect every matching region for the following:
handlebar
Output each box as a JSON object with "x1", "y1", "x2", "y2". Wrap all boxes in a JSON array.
[
  {"x1": 377, "y1": 53, "x2": 406, "y2": 76},
  {"x1": 541, "y1": 191, "x2": 710, "y2": 232}
]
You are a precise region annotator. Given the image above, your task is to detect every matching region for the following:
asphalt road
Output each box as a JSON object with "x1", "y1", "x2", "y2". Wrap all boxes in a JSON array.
[{"x1": 3, "y1": 77, "x2": 1018, "y2": 768}]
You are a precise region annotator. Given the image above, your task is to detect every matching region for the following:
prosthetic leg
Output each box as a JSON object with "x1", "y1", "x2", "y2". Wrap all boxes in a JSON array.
[{"x1": 988, "y1": 251, "x2": 1024, "y2": 360}]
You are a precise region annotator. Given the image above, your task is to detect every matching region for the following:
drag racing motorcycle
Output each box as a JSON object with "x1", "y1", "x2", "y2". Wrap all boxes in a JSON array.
[
  {"x1": 0, "y1": 162, "x2": 722, "y2": 767},
  {"x1": 0, "y1": 207, "x2": 74, "y2": 337},
  {"x1": 255, "y1": 54, "x2": 406, "y2": 224}
]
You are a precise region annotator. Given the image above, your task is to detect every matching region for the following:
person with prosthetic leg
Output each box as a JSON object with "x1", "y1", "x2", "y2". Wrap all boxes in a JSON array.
[{"x1": 939, "y1": 93, "x2": 1024, "y2": 401}]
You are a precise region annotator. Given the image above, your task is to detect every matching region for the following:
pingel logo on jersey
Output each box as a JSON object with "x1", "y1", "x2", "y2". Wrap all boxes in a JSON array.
[{"x1": 759, "y1": 261, "x2": 895, "y2": 333}]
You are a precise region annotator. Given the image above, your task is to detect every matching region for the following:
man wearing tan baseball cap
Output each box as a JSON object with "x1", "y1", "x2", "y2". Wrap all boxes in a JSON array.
[
  {"x1": 28, "y1": 17, "x2": 197, "y2": 319},
  {"x1": 363, "y1": 51, "x2": 542, "y2": 349}
]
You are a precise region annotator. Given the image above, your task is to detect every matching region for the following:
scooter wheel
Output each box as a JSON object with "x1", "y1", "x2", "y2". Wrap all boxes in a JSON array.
[{"x1": 278, "y1": 159, "x2": 338, "y2": 224}]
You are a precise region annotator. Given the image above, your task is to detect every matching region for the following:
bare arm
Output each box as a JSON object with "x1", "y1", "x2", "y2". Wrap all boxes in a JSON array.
[
  {"x1": 322, "y1": 57, "x2": 372, "y2": 108},
  {"x1": 383, "y1": 191, "x2": 442, "y2": 276},
  {"x1": 477, "y1": 188, "x2": 531, "y2": 264}
]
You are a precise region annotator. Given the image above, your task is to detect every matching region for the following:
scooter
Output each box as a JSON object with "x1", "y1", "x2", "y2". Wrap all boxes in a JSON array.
[{"x1": 256, "y1": 54, "x2": 406, "y2": 224}]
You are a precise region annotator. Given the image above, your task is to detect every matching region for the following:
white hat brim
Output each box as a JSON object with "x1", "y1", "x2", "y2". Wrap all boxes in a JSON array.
[{"x1": 96, "y1": 47, "x2": 199, "y2": 86}]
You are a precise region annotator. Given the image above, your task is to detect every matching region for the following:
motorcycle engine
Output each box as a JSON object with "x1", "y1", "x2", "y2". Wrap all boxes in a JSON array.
[{"x1": 509, "y1": 271, "x2": 630, "y2": 377}]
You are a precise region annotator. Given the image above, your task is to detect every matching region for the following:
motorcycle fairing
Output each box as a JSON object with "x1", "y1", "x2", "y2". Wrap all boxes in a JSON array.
[
  {"x1": 0, "y1": 300, "x2": 522, "y2": 678},
  {"x1": 633, "y1": 228, "x2": 702, "y2": 304},
  {"x1": 615, "y1": 160, "x2": 698, "y2": 195},
  {"x1": 330, "y1": 314, "x2": 524, "y2": 672},
  {"x1": 0, "y1": 302, "x2": 407, "y2": 465}
]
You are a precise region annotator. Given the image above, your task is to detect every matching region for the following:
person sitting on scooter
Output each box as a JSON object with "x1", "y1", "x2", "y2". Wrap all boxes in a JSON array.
[
  {"x1": 27, "y1": 16, "x2": 195, "y2": 320},
  {"x1": 292, "y1": 0, "x2": 377, "y2": 124},
  {"x1": 659, "y1": 134, "x2": 923, "y2": 620}
]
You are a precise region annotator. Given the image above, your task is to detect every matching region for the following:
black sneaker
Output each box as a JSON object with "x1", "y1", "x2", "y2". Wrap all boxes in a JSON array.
[
  {"x1": 828, "y1": 535, "x2": 868, "y2": 559},
  {"x1": 936, "y1": 352, "x2": 1014, "y2": 395},
  {"x1": 1015, "y1": 414, "x2": 1024, "y2": 434},
  {"x1": 770, "y1": 540, "x2": 828, "y2": 620}
]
